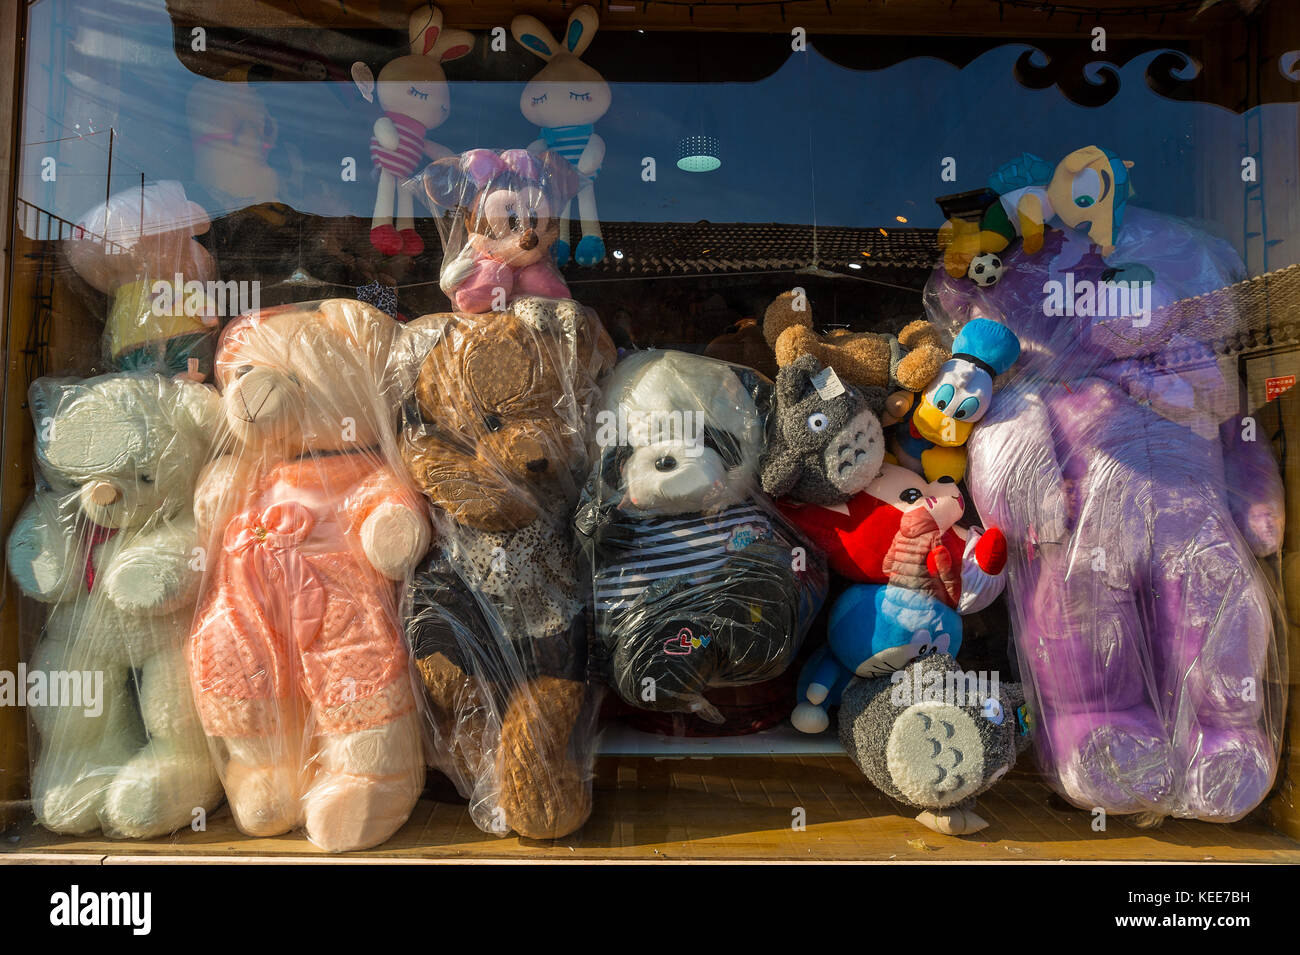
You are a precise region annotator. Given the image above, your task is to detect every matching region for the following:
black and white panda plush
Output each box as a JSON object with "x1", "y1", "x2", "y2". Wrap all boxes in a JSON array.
[{"x1": 574, "y1": 351, "x2": 827, "y2": 722}]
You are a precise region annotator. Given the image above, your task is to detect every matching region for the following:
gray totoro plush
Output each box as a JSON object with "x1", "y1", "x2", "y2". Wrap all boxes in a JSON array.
[
  {"x1": 759, "y1": 354, "x2": 886, "y2": 506},
  {"x1": 839, "y1": 652, "x2": 1030, "y2": 835}
]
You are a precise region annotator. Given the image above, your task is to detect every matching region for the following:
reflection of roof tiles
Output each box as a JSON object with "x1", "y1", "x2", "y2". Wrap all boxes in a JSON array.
[
  {"x1": 1164, "y1": 262, "x2": 1300, "y2": 357},
  {"x1": 571, "y1": 221, "x2": 940, "y2": 275}
]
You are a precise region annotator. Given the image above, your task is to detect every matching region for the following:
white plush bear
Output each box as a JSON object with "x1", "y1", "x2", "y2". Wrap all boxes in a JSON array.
[{"x1": 6, "y1": 373, "x2": 223, "y2": 838}]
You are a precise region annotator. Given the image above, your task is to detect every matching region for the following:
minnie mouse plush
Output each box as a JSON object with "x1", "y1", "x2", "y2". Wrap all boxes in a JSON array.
[{"x1": 416, "y1": 148, "x2": 578, "y2": 313}]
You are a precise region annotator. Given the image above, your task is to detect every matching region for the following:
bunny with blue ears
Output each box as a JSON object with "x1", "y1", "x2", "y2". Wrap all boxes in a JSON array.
[{"x1": 511, "y1": 5, "x2": 610, "y2": 267}]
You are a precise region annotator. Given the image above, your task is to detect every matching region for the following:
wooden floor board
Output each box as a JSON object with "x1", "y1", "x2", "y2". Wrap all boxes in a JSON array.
[{"x1": 3, "y1": 757, "x2": 1298, "y2": 862}]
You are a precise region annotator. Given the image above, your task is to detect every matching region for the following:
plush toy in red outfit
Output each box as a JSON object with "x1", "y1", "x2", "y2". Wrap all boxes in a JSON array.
[
  {"x1": 784, "y1": 463, "x2": 1008, "y2": 734},
  {"x1": 781, "y1": 463, "x2": 1005, "y2": 607},
  {"x1": 189, "y1": 300, "x2": 431, "y2": 852}
]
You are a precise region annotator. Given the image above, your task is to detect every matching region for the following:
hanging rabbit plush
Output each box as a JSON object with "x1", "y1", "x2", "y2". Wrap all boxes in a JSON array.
[
  {"x1": 353, "y1": 4, "x2": 473, "y2": 257},
  {"x1": 511, "y1": 4, "x2": 610, "y2": 267}
]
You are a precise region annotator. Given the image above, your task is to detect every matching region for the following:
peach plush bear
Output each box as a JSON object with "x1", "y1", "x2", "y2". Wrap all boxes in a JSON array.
[{"x1": 189, "y1": 299, "x2": 431, "y2": 851}]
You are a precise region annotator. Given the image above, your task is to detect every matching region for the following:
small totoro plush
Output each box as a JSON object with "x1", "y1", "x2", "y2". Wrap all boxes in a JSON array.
[
  {"x1": 759, "y1": 353, "x2": 887, "y2": 506},
  {"x1": 839, "y1": 651, "x2": 1031, "y2": 836}
]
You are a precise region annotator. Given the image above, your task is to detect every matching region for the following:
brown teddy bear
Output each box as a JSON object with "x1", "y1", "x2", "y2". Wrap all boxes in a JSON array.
[
  {"x1": 703, "y1": 317, "x2": 780, "y2": 380},
  {"x1": 401, "y1": 297, "x2": 615, "y2": 839},
  {"x1": 763, "y1": 291, "x2": 950, "y2": 425}
]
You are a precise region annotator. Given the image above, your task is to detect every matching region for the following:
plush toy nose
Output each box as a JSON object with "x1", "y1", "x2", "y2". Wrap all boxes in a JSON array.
[
  {"x1": 518, "y1": 229, "x2": 539, "y2": 251},
  {"x1": 85, "y1": 481, "x2": 120, "y2": 507},
  {"x1": 230, "y1": 368, "x2": 285, "y2": 425},
  {"x1": 526, "y1": 457, "x2": 549, "y2": 473}
]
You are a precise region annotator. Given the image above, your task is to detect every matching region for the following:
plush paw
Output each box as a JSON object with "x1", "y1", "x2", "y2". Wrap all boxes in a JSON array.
[
  {"x1": 101, "y1": 745, "x2": 221, "y2": 839},
  {"x1": 958, "y1": 528, "x2": 1009, "y2": 615},
  {"x1": 573, "y1": 234, "x2": 605, "y2": 266},
  {"x1": 99, "y1": 552, "x2": 179, "y2": 614},
  {"x1": 916, "y1": 807, "x2": 988, "y2": 836},
  {"x1": 224, "y1": 761, "x2": 299, "y2": 837},
  {"x1": 1068, "y1": 724, "x2": 1176, "y2": 815},
  {"x1": 551, "y1": 239, "x2": 571, "y2": 267},
  {"x1": 361, "y1": 503, "x2": 429, "y2": 580},
  {"x1": 35, "y1": 775, "x2": 109, "y2": 835},
  {"x1": 791, "y1": 701, "x2": 830, "y2": 735},
  {"x1": 498, "y1": 762, "x2": 591, "y2": 841},
  {"x1": 1181, "y1": 728, "x2": 1274, "y2": 822},
  {"x1": 805, "y1": 683, "x2": 830, "y2": 706},
  {"x1": 303, "y1": 769, "x2": 421, "y2": 852}
]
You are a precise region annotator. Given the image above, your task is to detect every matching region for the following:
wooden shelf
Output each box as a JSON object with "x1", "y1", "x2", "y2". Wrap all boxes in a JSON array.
[{"x1": 3, "y1": 756, "x2": 1298, "y2": 863}]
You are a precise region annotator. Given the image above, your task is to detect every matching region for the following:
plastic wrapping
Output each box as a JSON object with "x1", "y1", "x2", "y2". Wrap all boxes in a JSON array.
[
  {"x1": 925, "y1": 201, "x2": 1287, "y2": 823},
  {"x1": 400, "y1": 296, "x2": 614, "y2": 839},
  {"x1": 575, "y1": 350, "x2": 828, "y2": 723},
  {"x1": 189, "y1": 299, "x2": 430, "y2": 852},
  {"x1": 6, "y1": 372, "x2": 224, "y2": 838},
  {"x1": 64, "y1": 181, "x2": 222, "y2": 380},
  {"x1": 411, "y1": 148, "x2": 581, "y2": 313}
]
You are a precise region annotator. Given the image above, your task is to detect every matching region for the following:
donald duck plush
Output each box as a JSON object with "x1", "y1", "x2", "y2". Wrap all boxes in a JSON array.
[{"x1": 892, "y1": 318, "x2": 1020, "y2": 483}]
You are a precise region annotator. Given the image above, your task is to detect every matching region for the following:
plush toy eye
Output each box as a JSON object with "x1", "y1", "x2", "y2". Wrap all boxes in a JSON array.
[
  {"x1": 139, "y1": 474, "x2": 153, "y2": 484},
  {"x1": 933, "y1": 383, "x2": 955, "y2": 411},
  {"x1": 655, "y1": 455, "x2": 678, "y2": 472},
  {"x1": 900, "y1": 487, "x2": 923, "y2": 504},
  {"x1": 483, "y1": 414, "x2": 503, "y2": 432},
  {"x1": 806, "y1": 412, "x2": 829, "y2": 433},
  {"x1": 1072, "y1": 168, "x2": 1101, "y2": 209},
  {"x1": 507, "y1": 211, "x2": 519, "y2": 232},
  {"x1": 982, "y1": 698, "x2": 1005, "y2": 725},
  {"x1": 953, "y1": 396, "x2": 980, "y2": 420},
  {"x1": 916, "y1": 644, "x2": 931, "y2": 656},
  {"x1": 236, "y1": 364, "x2": 254, "y2": 378},
  {"x1": 531, "y1": 93, "x2": 548, "y2": 106}
]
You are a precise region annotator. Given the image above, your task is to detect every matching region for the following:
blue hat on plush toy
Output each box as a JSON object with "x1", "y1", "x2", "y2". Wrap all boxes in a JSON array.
[{"x1": 953, "y1": 319, "x2": 1021, "y2": 377}]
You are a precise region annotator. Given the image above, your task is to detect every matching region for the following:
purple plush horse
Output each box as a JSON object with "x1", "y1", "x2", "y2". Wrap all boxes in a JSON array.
[{"x1": 925, "y1": 207, "x2": 1285, "y2": 823}]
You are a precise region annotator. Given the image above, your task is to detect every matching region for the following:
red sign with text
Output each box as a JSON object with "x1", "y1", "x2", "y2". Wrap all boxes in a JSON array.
[{"x1": 1266, "y1": 375, "x2": 1296, "y2": 401}]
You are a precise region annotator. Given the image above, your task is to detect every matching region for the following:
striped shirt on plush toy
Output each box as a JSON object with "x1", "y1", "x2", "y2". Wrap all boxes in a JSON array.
[
  {"x1": 370, "y1": 112, "x2": 428, "y2": 178},
  {"x1": 541, "y1": 124, "x2": 597, "y2": 179},
  {"x1": 592, "y1": 504, "x2": 773, "y2": 612}
]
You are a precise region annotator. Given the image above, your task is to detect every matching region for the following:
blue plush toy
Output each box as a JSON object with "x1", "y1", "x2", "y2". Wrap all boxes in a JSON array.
[
  {"x1": 790, "y1": 583, "x2": 963, "y2": 734},
  {"x1": 891, "y1": 318, "x2": 1020, "y2": 483}
]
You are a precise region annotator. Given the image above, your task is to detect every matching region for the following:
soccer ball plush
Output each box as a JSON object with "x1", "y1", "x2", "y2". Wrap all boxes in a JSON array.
[{"x1": 967, "y1": 253, "x2": 1003, "y2": 287}]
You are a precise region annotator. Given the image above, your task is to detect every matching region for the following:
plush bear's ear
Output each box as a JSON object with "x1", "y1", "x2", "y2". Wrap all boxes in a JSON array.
[
  {"x1": 776, "y1": 353, "x2": 819, "y2": 405},
  {"x1": 419, "y1": 155, "x2": 474, "y2": 211},
  {"x1": 763, "y1": 290, "x2": 814, "y2": 352},
  {"x1": 731, "y1": 365, "x2": 773, "y2": 422},
  {"x1": 27, "y1": 379, "x2": 71, "y2": 447},
  {"x1": 598, "y1": 446, "x2": 632, "y2": 495}
]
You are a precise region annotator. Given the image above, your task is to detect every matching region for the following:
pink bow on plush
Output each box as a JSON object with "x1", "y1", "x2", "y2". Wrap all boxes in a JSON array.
[
  {"x1": 461, "y1": 148, "x2": 544, "y2": 186},
  {"x1": 224, "y1": 501, "x2": 325, "y2": 652}
]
